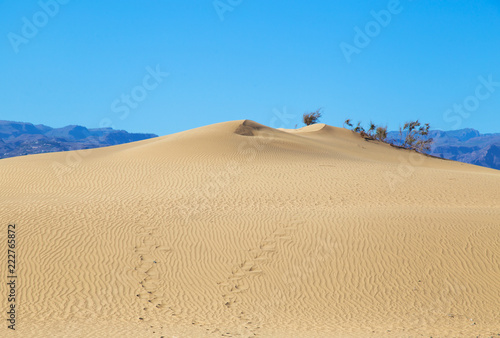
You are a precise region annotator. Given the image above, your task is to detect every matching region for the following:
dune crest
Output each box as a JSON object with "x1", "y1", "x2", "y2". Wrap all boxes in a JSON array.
[
  {"x1": 0, "y1": 120, "x2": 499, "y2": 337},
  {"x1": 233, "y1": 119, "x2": 269, "y2": 136}
]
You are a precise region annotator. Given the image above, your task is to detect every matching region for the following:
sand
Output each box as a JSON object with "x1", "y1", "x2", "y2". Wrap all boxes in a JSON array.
[{"x1": 0, "y1": 119, "x2": 499, "y2": 337}]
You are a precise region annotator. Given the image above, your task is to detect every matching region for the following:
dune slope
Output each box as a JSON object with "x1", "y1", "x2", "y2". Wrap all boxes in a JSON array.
[{"x1": 0, "y1": 120, "x2": 499, "y2": 337}]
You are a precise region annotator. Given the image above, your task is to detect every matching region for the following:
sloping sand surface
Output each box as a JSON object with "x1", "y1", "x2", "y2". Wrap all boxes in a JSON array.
[{"x1": 0, "y1": 120, "x2": 499, "y2": 337}]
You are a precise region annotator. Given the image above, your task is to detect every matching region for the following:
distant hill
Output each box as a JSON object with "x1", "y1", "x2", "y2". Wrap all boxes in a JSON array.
[
  {"x1": 387, "y1": 128, "x2": 500, "y2": 170},
  {"x1": 0, "y1": 120, "x2": 498, "y2": 170},
  {"x1": 0, "y1": 120, "x2": 157, "y2": 159}
]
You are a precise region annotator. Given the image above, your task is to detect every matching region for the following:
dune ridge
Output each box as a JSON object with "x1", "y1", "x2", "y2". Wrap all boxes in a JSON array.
[{"x1": 0, "y1": 120, "x2": 499, "y2": 337}]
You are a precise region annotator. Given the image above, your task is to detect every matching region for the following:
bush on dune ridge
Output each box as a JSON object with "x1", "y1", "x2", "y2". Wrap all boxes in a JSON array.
[
  {"x1": 344, "y1": 118, "x2": 433, "y2": 154},
  {"x1": 300, "y1": 111, "x2": 432, "y2": 154},
  {"x1": 303, "y1": 108, "x2": 323, "y2": 126}
]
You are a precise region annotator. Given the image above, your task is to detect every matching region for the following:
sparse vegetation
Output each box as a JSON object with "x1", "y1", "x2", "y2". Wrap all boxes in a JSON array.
[
  {"x1": 303, "y1": 108, "x2": 322, "y2": 126},
  {"x1": 353, "y1": 122, "x2": 364, "y2": 133},
  {"x1": 368, "y1": 121, "x2": 376, "y2": 137},
  {"x1": 375, "y1": 126, "x2": 387, "y2": 141},
  {"x1": 344, "y1": 118, "x2": 433, "y2": 154},
  {"x1": 301, "y1": 111, "x2": 432, "y2": 154},
  {"x1": 398, "y1": 120, "x2": 433, "y2": 153}
]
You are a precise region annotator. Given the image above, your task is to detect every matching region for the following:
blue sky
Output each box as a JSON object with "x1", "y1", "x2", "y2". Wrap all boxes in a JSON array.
[{"x1": 1, "y1": 0, "x2": 499, "y2": 135}]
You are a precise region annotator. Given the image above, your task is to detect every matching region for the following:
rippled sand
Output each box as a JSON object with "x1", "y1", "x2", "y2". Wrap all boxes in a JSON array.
[{"x1": 0, "y1": 120, "x2": 499, "y2": 337}]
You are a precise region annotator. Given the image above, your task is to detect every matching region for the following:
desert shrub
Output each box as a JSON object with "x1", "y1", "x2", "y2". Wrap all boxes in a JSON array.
[
  {"x1": 303, "y1": 108, "x2": 322, "y2": 126},
  {"x1": 375, "y1": 126, "x2": 387, "y2": 141},
  {"x1": 368, "y1": 121, "x2": 376, "y2": 137},
  {"x1": 399, "y1": 120, "x2": 433, "y2": 153},
  {"x1": 345, "y1": 118, "x2": 433, "y2": 154},
  {"x1": 353, "y1": 122, "x2": 364, "y2": 133},
  {"x1": 343, "y1": 119, "x2": 353, "y2": 128}
]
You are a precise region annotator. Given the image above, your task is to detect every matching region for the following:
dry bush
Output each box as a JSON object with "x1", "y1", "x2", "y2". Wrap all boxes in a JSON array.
[
  {"x1": 303, "y1": 108, "x2": 322, "y2": 126},
  {"x1": 343, "y1": 119, "x2": 353, "y2": 128},
  {"x1": 375, "y1": 126, "x2": 387, "y2": 141},
  {"x1": 368, "y1": 121, "x2": 376, "y2": 137},
  {"x1": 399, "y1": 120, "x2": 433, "y2": 153},
  {"x1": 344, "y1": 118, "x2": 433, "y2": 154},
  {"x1": 353, "y1": 122, "x2": 364, "y2": 133}
]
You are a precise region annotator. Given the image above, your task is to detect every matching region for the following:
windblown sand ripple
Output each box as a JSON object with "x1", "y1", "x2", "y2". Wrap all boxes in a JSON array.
[{"x1": 0, "y1": 120, "x2": 499, "y2": 337}]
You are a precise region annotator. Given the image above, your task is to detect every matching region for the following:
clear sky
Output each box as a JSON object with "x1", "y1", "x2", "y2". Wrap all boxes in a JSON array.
[{"x1": 1, "y1": 0, "x2": 499, "y2": 135}]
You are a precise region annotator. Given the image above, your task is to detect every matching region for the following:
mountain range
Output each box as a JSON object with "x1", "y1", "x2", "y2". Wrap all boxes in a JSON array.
[
  {"x1": 387, "y1": 128, "x2": 500, "y2": 170},
  {"x1": 0, "y1": 120, "x2": 157, "y2": 159},
  {"x1": 0, "y1": 120, "x2": 498, "y2": 170}
]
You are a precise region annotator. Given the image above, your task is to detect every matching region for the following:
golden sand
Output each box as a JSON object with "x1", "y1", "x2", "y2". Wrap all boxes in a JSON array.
[{"x1": 0, "y1": 120, "x2": 499, "y2": 337}]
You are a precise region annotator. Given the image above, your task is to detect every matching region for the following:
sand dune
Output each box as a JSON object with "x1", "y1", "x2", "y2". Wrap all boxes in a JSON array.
[{"x1": 0, "y1": 120, "x2": 499, "y2": 337}]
